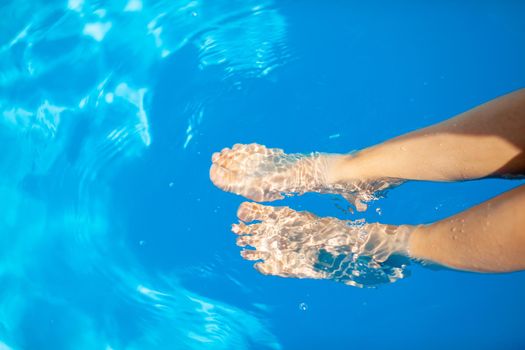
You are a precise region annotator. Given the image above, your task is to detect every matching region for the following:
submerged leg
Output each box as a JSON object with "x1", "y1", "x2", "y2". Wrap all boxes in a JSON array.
[
  {"x1": 210, "y1": 89, "x2": 525, "y2": 209},
  {"x1": 232, "y1": 202, "x2": 412, "y2": 287},
  {"x1": 210, "y1": 143, "x2": 396, "y2": 210},
  {"x1": 232, "y1": 185, "x2": 525, "y2": 286}
]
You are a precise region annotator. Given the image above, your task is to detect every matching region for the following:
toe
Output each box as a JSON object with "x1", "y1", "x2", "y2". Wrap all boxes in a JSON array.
[
  {"x1": 209, "y1": 164, "x2": 220, "y2": 186},
  {"x1": 209, "y1": 163, "x2": 219, "y2": 185},
  {"x1": 209, "y1": 164, "x2": 233, "y2": 189},
  {"x1": 231, "y1": 222, "x2": 246, "y2": 235},
  {"x1": 254, "y1": 261, "x2": 274, "y2": 275},
  {"x1": 237, "y1": 202, "x2": 275, "y2": 222},
  {"x1": 241, "y1": 250, "x2": 268, "y2": 261},
  {"x1": 246, "y1": 143, "x2": 265, "y2": 153},
  {"x1": 269, "y1": 147, "x2": 285, "y2": 155},
  {"x1": 231, "y1": 222, "x2": 261, "y2": 235},
  {"x1": 216, "y1": 148, "x2": 232, "y2": 167},
  {"x1": 236, "y1": 235, "x2": 257, "y2": 247}
]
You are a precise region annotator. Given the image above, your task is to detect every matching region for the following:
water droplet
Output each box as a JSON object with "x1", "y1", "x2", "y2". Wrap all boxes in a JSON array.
[
  {"x1": 375, "y1": 207, "x2": 382, "y2": 215},
  {"x1": 168, "y1": 182, "x2": 174, "y2": 187},
  {"x1": 299, "y1": 302, "x2": 308, "y2": 311}
]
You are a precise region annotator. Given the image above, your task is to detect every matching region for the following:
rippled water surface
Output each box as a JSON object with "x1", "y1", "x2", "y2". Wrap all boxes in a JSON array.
[{"x1": 1, "y1": 1, "x2": 525, "y2": 349}]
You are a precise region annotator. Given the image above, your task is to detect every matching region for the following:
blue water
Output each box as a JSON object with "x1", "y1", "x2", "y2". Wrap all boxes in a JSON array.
[{"x1": 1, "y1": 0, "x2": 525, "y2": 349}]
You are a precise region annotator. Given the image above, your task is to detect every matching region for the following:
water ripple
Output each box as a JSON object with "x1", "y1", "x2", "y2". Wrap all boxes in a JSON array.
[
  {"x1": 197, "y1": 5, "x2": 290, "y2": 80},
  {"x1": 0, "y1": 0, "x2": 289, "y2": 348}
]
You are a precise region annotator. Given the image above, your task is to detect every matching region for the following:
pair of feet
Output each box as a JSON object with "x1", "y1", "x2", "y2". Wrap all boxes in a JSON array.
[{"x1": 210, "y1": 143, "x2": 408, "y2": 287}]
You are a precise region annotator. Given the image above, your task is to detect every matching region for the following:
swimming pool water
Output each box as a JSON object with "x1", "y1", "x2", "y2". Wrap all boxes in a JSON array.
[{"x1": 1, "y1": 1, "x2": 525, "y2": 349}]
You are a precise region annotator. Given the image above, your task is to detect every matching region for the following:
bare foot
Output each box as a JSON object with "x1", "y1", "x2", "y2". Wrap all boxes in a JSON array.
[
  {"x1": 232, "y1": 202, "x2": 413, "y2": 287},
  {"x1": 210, "y1": 143, "x2": 397, "y2": 211}
]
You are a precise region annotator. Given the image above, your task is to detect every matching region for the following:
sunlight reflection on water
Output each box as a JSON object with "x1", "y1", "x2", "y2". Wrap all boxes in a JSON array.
[{"x1": 0, "y1": 0, "x2": 289, "y2": 348}]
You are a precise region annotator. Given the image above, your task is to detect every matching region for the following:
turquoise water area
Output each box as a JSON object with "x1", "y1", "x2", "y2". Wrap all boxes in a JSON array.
[{"x1": 1, "y1": 0, "x2": 525, "y2": 349}]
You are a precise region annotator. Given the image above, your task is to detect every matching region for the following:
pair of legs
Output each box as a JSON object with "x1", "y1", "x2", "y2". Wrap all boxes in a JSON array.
[{"x1": 210, "y1": 89, "x2": 525, "y2": 287}]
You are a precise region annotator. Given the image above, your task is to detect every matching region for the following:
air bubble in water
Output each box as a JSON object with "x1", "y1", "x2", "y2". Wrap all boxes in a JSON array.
[{"x1": 299, "y1": 302, "x2": 308, "y2": 311}]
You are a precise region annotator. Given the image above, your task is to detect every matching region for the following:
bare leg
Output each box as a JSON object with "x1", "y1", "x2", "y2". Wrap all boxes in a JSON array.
[
  {"x1": 210, "y1": 89, "x2": 525, "y2": 209},
  {"x1": 410, "y1": 184, "x2": 525, "y2": 273},
  {"x1": 337, "y1": 88, "x2": 525, "y2": 182},
  {"x1": 234, "y1": 185, "x2": 525, "y2": 286},
  {"x1": 210, "y1": 144, "x2": 396, "y2": 211}
]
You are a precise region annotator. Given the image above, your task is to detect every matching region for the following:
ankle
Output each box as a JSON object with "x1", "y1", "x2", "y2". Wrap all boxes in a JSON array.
[
  {"x1": 323, "y1": 153, "x2": 358, "y2": 184},
  {"x1": 360, "y1": 223, "x2": 414, "y2": 261}
]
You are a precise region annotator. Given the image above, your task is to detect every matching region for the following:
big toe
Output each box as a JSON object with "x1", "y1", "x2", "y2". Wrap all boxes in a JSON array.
[{"x1": 210, "y1": 164, "x2": 235, "y2": 190}]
